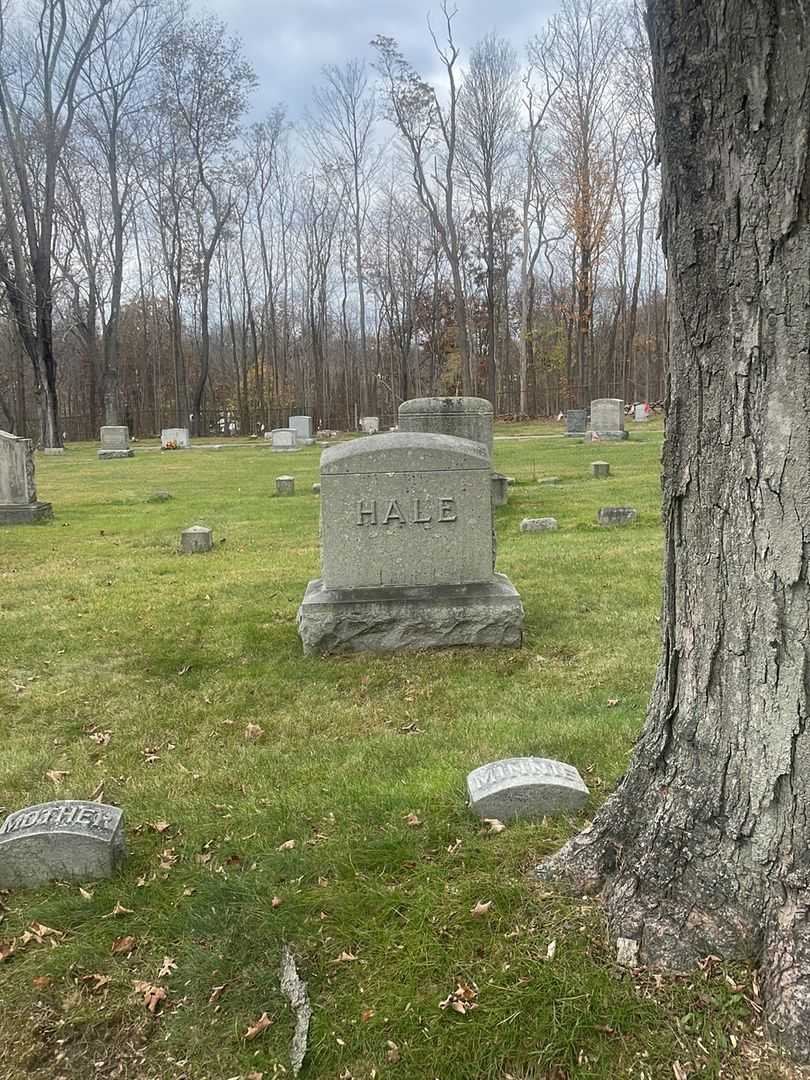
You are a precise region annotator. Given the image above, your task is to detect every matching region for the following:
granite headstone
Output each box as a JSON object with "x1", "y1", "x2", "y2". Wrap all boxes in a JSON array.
[
  {"x1": 466, "y1": 758, "x2": 588, "y2": 821},
  {"x1": 0, "y1": 431, "x2": 52, "y2": 524},
  {"x1": 98, "y1": 426, "x2": 134, "y2": 459}
]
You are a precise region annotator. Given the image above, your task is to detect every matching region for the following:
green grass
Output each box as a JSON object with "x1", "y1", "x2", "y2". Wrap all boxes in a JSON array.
[{"x1": 0, "y1": 424, "x2": 785, "y2": 1079}]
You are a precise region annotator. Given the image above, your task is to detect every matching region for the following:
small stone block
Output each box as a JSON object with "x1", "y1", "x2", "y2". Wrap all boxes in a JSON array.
[
  {"x1": 538, "y1": 476, "x2": 560, "y2": 485},
  {"x1": 597, "y1": 507, "x2": 638, "y2": 527},
  {"x1": 520, "y1": 517, "x2": 557, "y2": 532},
  {"x1": 0, "y1": 801, "x2": 125, "y2": 889},
  {"x1": 312, "y1": 483, "x2": 321, "y2": 494},
  {"x1": 276, "y1": 475, "x2": 295, "y2": 496},
  {"x1": 42, "y1": 447, "x2": 65, "y2": 455},
  {"x1": 181, "y1": 525, "x2": 213, "y2": 553},
  {"x1": 491, "y1": 473, "x2": 509, "y2": 506},
  {"x1": 467, "y1": 757, "x2": 589, "y2": 821},
  {"x1": 591, "y1": 461, "x2": 610, "y2": 478}
]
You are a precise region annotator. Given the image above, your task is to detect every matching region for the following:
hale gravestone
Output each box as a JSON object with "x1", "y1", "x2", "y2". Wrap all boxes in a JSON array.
[
  {"x1": 598, "y1": 506, "x2": 638, "y2": 527},
  {"x1": 289, "y1": 416, "x2": 315, "y2": 446},
  {"x1": 298, "y1": 432, "x2": 523, "y2": 654},
  {"x1": 467, "y1": 757, "x2": 589, "y2": 821},
  {"x1": 161, "y1": 427, "x2": 190, "y2": 449},
  {"x1": 98, "y1": 426, "x2": 134, "y2": 459},
  {"x1": 565, "y1": 408, "x2": 588, "y2": 437},
  {"x1": 181, "y1": 525, "x2": 213, "y2": 553},
  {"x1": 586, "y1": 399, "x2": 628, "y2": 442},
  {"x1": 520, "y1": 517, "x2": 557, "y2": 532},
  {"x1": 398, "y1": 397, "x2": 493, "y2": 460},
  {"x1": 0, "y1": 801, "x2": 125, "y2": 889},
  {"x1": 271, "y1": 428, "x2": 299, "y2": 452},
  {"x1": 0, "y1": 431, "x2": 52, "y2": 524}
]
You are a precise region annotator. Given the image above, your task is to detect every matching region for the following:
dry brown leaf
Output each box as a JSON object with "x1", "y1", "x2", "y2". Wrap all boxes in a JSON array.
[
  {"x1": 333, "y1": 950, "x2": 357, "y2": 963},
  {"x1": 32, "y1": 975, "x2": 52, "y2": 989},
  {"x1": 361, "y1": 1007, "x2": 375, "y2": 1022},
  {"x1": 0, "y1": 940, "x2": 16, "y2": 961},
  {"x1": 470, "y1": 900, "x2": 493, "y2": 918},
  {"x1": 80, "y1": 973, "x2": 111, "y2": 992},
  {"x1": 133, "y1": 980, "x2": 167, "y2": 1013},
  {"x1": 147, "y1": 820, "x2": 171, "y2": 834},
  {"x1": 102, "y1": 900, "x2": 134, "y2": 918},
  {"x1": 404, "y1": 812, "x2": 421, "y2": 827},
  {"x1": 278, "y1": 839, "x2": 296, "y2": 851},
  {"x1": 245, "y1": 723, "x2": 265, "y2": 740},
  {"x1": 439, "y1": 980, "x2": 478, "y2": 1015},
  {"x1": 111, "y1": 935, "x2": 137, "y2": 955},
  {"x1": 607, "y1": 698, "x2": 619, "y2": 707},
  {"x1": 271, "y1": 896, "x2": 283, "y2": 908},
  {"x1": 208, "y1": 983, "x2": 226, "y2": 1005},
  {"x1": 78, "y1": 887, "x2": 94, "y2": 900},
  {"x1": 29, "y1": 922, "x2": 63, "y2": 941},
  {"x1": 158, "y1": 956, "x2": 177, "y2": 978},
  {"x1": 246, "y1": 1073, "x2": 264, "y2": 1080},
  {"x1": 159, "y1": 848, "x2": 178, "y2": 869},
  {"x1": 45, "y1": 769, "x2": 69, "y2": 785},
  {"x1": 386, "y1": 1040, "x2": 400, "y2": 1064},
  {"x1": 243, "y1": 1011, "x2": 272, "y2": 1039},
  {"x1": 447, "y1": 838, "x2": 462, "y2": 854},
  {"x1": 483, "y1": 818, "x2": 506, "y2": 834}
]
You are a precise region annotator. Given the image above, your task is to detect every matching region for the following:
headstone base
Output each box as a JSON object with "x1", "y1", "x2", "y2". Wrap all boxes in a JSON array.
[
  {"x1": 0, "y1": 501, "x2": 52, "y2": 524},
  {"x1": 298, "y1": 573, "x2": 523, "y2": 656},
  {"x1": 97, "y1": 449, "x2": 134, "y2": 459},
  {"x1": 585, "y1": 430, "x2": 629, "y2": 442}
]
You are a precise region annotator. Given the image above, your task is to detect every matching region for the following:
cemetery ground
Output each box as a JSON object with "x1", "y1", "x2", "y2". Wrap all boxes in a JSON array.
[{"x1": 0, "y1": 423, "x2": 792, "y2": 1080}]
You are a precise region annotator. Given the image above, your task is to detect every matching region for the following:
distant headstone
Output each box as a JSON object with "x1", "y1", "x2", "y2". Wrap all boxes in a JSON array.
[
  {"x1": 298, "y1": 432, "x2": 523, "y2": 655},
  {"x1": 538, "y1": 476, "x2": 561, "y2": 485},
  {"x1": 634, "y1": 402, "x2": 650, "y2": 422},
  {"x1": 289, "y1": 416, "x2": 315, "y2": 446},
  {"x1": 161, "y1": 427, "x2": 190, "y2": 449},
  {"x1": 597, "y1": 507, "x2": 638, "y2": 527},
  {"x1": 467, "y1": 757, "x2": 589, "y2": 821},
  {"x1": 98, "y1": 426, "x2": 133, "y2": 459},
  {"x1": 0, "y1": 801, "x2": 125, "y2": 889},
  {"x1": 591, "y1": 461, "x2": 610, "y2": 478},
  {"x1": 276, "y1": 475, "x2": 295, "y2": 496},
  {"x1": 398, "y1": 397, "x2": 493, "y2": 460},
  {"x1": 42, "y1": 447, "x2": 65, "y2": 455},
  {"x1": 586, "y1": 399, "x2": 627, "y2": 442},
  {"x1": 564, "y1": 408, "x2": 588, "y2": 437},
  {"x1": 181, "y1": 525, "x2": 213, "y2": 553},
  {"x1": 271, "y1": 428, "x2": 299, "y2": 452},
  {"x1": 491, "y1": 473, "x2": 509, "y2": 507},
  {"x1": 0, "y1": 431, "x2": 52, "y2": 524},
  {"x1": 520, "y1": 517, "x2": 558, "y2": 532},
  {"x1": 312, "y1": 482, "x2": 321, "y2": 494},
  {"x1": 359, "y1": 416, "x2": 380, "y2": 434},
  {"x1": 147, "y1": 490, "x2": 172, "y2": 503}
]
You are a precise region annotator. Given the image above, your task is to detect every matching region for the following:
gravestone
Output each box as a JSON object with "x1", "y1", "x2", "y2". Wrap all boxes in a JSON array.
[
  {"x1": 161, "y1": 427, "x2": 190, "y2": 449},
  {"x1": 597, "y1": 507, "x2": 638, "y2": 527},
  {"x1": 565, "y1": 408, "x2": 588, "y2": 437},
  {"x1": 98, "y1": 426, "x2": 134, "y2": 459},
  {"x1": 0, "y1": 431, "x2": 52, "y2": 524},
  {"x1": 466, "y1": 757, "x2": 589, "y2": 821},
  {"x1": 289, "y1": 416, "x2": 315, "y2": 446},
  {"x1": 276, "y1": 475, "x2": 295, "y2": 496},
  {"x1": 586, "y1": 399, "x2": 628, "y2": 442},
  {"x1": 491, "y1": 473, "x2": 509, "y2": 506},
  {"x1": 298, "y1": 432, "x2": 523, "y2": 655},
  {"x1": 42, "y1": 447, "x2": 65, "y2": 455},
  {"x1": 634, "y1": 402, "x2": 650, "y2": 422},
  {"x1": 0, "y1": 801, "x2": 125, "y2": 889},
  {"x1": 398, "y1": 397, "x2": 493, "y2": 460},
  {"x1": 271, "y1": 428, "x2": 299, "y2": 452},
  {"x1": 181, "y1": 525, "x2": 213, "y2": 553},
  {"x1": 520, "y1": 517, "x2": 558, "y2": 532},
  {"x1": 591, "y1": 461, "x2": 610, "y2": 478},
  {"x1": 359, "y1": 416, "x2": 380, "y2": 434}
]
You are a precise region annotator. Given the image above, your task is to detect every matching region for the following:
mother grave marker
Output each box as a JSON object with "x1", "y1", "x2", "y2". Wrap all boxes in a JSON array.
[{"x1": 467, "y1": 757, "x2": 589, "y2": 821}]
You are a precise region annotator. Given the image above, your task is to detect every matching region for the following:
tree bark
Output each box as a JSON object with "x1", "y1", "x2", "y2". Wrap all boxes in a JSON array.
[{"x1": 539, "y1": 0, "x2": 810, "y2": 1062}]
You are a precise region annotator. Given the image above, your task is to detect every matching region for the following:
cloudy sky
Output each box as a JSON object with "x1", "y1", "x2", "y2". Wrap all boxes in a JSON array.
[{"x1": 201, "y1": 0, "x2": 559, "y2": 120}]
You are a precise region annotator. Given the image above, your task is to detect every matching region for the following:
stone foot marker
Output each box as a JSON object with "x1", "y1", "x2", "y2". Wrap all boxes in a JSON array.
[
  {"x1": 181, "y1": 525, "x2": 213, "y2": 553},
  {"x1": 520, "y1": 517, "x2": 557, "y2": 532},
  {"x1": 0, "y1": 801, "x2": 125, "y2": 889},
  {"x1": 98, "y1": 426, "x2": 134, "y2": 459},
  {"x1": 597, "y1": 507, "x2": 637, "y2": 527},
  {"x1": 591, "y1": 461, "x2": 610, "y2": 478},
  {"x1": 586, "y1": 398, "x2": 628, "y2": 442},
  {"x1": 161, "y1": 427, "x2": 190, "y2": 449},
  {"x1": 467, "y1": 758, "x2": 588, "y2": 821},
  {"x1": 298, "y1": 432, "x2": 523, "y2": 655},
  {"x1": 276, "y1": 475, "x2": 295, "y2": 496},
  {"x1": 0, "y1": 431, "x2": 52, "y2": 524}
]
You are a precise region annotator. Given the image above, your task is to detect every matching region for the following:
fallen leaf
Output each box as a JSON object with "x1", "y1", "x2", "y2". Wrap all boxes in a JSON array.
[
  {"x1": 278, "y1": 839, "x2": 296, "y2": 851},
  {"x1": 78, "y1": 887, "x2": 94, "y2": 900},
  {"x1": 386, "y1": 1040, "x2": 400, "y2": 1063},
  {"x1": 546, "y1": 939, "x2": 557, "y2": 961},
  {"x1": 245, "y1": 723, "x2": 265, "y2": 740},
  {"x1": 159, "y1": 848, "x2": 178, "y2": 869},
  {"x1": 147, "y1": 821, "x2": 171, "y2": 834},
  {"x1": 158, "y1": 956, "x2": 177, "y2": 978},
  {"x1": 470, "y1": 900, "x2": 493, "y2": 918},
  {"x1": 0, "y1": 940, "x2": 16, "y2": 962},
  {"x1": 32, "y1": 975, "x2": 52, "y2": 989},
  {"x1": 29, "y1": 922, "x2": 63, "y2": 941},
  {"x1": 208, "y1": 983, "x2": 226, "y2": 1005},
  {"x1": 271, "y1": 896, "x2": 283, "y2": 908},
  {"x1": 246, "y1": 1073, "x2": 264, "y2": 1080},
  {"x1": 111, "y1": 935, "x2": 137, "y2": 955},
  {"x1": 102, "y1": 901, "x2": 134, "y2": 918},
  {"x1": 133, "y1": 980, "x2": 167, "y2": 1013},
  {"x1": 607, "y1": 698, "x2": 619, "y2": 707},
  {"x1": 45, "y1": 769, "x2": 69, "y2": 785},
  {"x1": 439, "y1": 980, "x2": 478, "y2": 1015},
  {"x1": 483, "y1": 818, "x2": 506, "y2": 834},
  {"x1": 80, "y1": 973, "x2": 111, "y2": 992},
  {"x1": 182, "y1": 887, "x2": 196, "y2": 897},
  {"x1": 404, "y1": 812, "x2": 422, "y2": 827},
  {"x1": 244, "y1": 1011, "x2": 272, "y2": 1039},
  {"x1": 333, "y1": 950, "x2": 358, "y2": 963},
  {"x1": 447, "y1": 838, "x2": 462, "y2": 854},
  {"x1": 361, "y1": 1007, "x2": 375, "y2": 1022}
]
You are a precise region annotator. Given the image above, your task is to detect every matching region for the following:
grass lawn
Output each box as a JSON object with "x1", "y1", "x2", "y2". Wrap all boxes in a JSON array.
[{"x1": 0, "y1": 420, "x2": 787, "y2": 1079}]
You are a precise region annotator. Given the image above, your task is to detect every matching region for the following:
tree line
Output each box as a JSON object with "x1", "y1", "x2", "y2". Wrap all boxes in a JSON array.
[{"x1": 0, "y1": 0, "x2": 663, "y2": 446}]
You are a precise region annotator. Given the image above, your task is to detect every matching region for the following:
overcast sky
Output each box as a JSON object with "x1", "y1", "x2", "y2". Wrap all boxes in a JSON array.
[{"x1": 198, "y1": 0, "x2": 560, "y2": 121}]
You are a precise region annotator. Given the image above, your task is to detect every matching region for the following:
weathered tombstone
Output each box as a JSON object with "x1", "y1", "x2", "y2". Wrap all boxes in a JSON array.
[
  {"x1": 298, "y1": 432, "x2": 523, "y2": 655},
  {"x1": 0, "y1": 801, "x2": 125, "y2": 889},
  {"x1": 276, "y1": 475, "x2": 295, "y2": 496},
  {"x1": 586, "y1": 399, "x2": 628, "y2": 442},
  {"x1": 98, "y1": 426, "x2": 134, "y2": 459},
  {"x1": 271, "y1": 428, "x2": 299, "y2": 452},
  {"x1": 181, "y1": 525, "x2": 213, "y2": 553},
  {"x1": 564, "y1": 408, "x2": 588, "y2": 437},
  {"x1": 161, "y1": 427, "x2": 190, "y2": 449},
  {"x1": 0, "y1": 431, "x2": 52, "y2": 524},
  {"x1": 467, "y1": 757, "x2": 589, "y2": 821},
  {"x1": 520, "y1": 517, "x2": 558, "y2": 532},
  {"x1": 491, "y1": 473, "x2": 509, "y2": 507},
  {"x1": 634, "y1": 402, "x2": 650, "y2": 422},
  {"x1": 398, "y1": 397, "x2": 494, "y2": 460},
  {"x1": 289, "y1": 416, "x2": 315, "y2": 446},
  {"x1": 359, "y1": 416, "x2": 380, "y2": 434},
  {"x1": 591, "y1": 460, "x2": 610, "y2": 478},
  {"x1": 597, "y1": 507, "x2": 638, "y2": 527}
]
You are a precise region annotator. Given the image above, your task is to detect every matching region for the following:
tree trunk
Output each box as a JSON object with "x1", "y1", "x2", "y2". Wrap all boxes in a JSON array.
[{"x1": 540, "y1": 0, "x2": 810, "y2": 1062}]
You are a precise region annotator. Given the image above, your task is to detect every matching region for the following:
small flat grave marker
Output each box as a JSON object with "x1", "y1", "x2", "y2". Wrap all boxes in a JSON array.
[
  {"x1": 591, "y1": 461, "x2": 610, "y2": 478},
  {"x1": 0, "y1": 801, "x2": 125, "y2": 889},
  {"x1": 598, "y1": 507, "x2": 637, "y2": 527},
  {"x1": 276, "y1": 475, "x2": 295, "y2": 496},
  {"x1": 520, "y1": 517, "x2": 557, "y2": 532},
  {"x1": 181, "y1": 524, "x2": 213, "y2": 552},
  {"x1": 467, "y1": 757, "x2": 588, "y2": 821}
]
